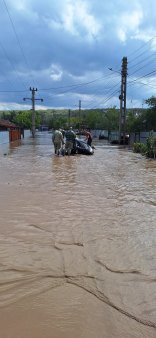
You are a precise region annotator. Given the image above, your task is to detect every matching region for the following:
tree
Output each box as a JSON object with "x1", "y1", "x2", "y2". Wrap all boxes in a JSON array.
[
  {"x1": 126, "y1": 110, "x2": 145, "y2": 132},
  {"x1": 85, "y1": 110, "x2": 102, "y2": 129},
  {"x1": 145, "y1": 96, "x2": 156, "y2": 108},
  {"x1": 103, "y1": 107, "x2": 119, "y2": 131},
  {"x1": 83, "y1": 108, "x2": 119, "y2": 130},
  {"x1": 144, "y1": 96, "x2": 156, "y2": 130},
  {"x1": 13, "y1": 110, "x2": 41, "y2": 129}
]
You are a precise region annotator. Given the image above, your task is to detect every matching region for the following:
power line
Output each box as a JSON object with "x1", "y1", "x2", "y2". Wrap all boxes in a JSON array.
[
  {"x1": 128, "y1": 52, "x2": 156, "y2": 73},
  {"x1": 128, "y1": 35, "x2": 156, "y2": 61},
  {"x1": 2, "y1": 0, "x2": 40, "y2": 91},
  {"x1": 130, "y1": 69, "x2": 156, "y2": 82},
  {"x1": 83, "y1": 81, "x2": 120, "y2": 109},
  {"x1": 2, "y1": 0, "x2": 30, "y2": 70},
  {"x1": 0, "y1": 73, "x2": 115, "y2": 94},
  {"x1": 40, "y1": 70, "x2": 120, "y2": 108},
  {"x1": 84, "y1": 87, "x2": 120, "y2": 110},
  {"x1": 128, "y1": 79, "x2": 156, "y2": 90},
  {"x1": 39, "y1": 75, "x2": 108, "y2": 91}
]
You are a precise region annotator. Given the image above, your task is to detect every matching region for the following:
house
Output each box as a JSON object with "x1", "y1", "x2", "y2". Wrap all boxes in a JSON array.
[{"x1": 0, "y1": 120, "x2": 22, "y2": 141}]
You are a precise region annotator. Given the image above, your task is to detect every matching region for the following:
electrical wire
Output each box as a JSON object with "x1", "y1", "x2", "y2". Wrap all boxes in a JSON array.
[
  {"x1": 128, "y1": 36, "x2": 156, "y2": 62},
  {"x1": 1, "y1": 0, "x2": 41, "y2": 94},
  {"x1": 0, "y1": 4, "x2": 156, "y2": 110}
]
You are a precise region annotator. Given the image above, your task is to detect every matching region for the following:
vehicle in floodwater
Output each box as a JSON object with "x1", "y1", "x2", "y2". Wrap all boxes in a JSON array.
[
  {"x1": 62, "y1": 138, "x2": 94, "y2": 155},
  {"x1": 74, "y1": 138, "x2": 94, "y2": 155}
]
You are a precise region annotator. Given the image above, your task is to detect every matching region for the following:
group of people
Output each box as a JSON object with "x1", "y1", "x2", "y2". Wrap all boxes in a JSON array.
[
  {"x1": 52, "y1": 127, "x2": 92, "y2": 156},
  {"x1": 52, "y1": 127, "x2": 76, "y2": 156}
]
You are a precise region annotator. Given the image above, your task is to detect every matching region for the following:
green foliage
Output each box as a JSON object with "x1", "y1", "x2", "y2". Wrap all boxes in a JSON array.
[
  {"x1": 144, "y1": 96, "x2": 156, "y2": 131},
  {"x1": 133, "y1": 131, "x2": 156, "y2": 158},
  {"x1": 0, "y1": 111, "x2": 12, "y2": 120},
  {"x1": 133, "y1": 142, "x2": 147, "y2": 154},
  {"x1": 1, "y1": 95, "x2": 156, "y2": 133},
  {"x1": 145, "y1": 96, "x2": 156, "y2": 108},
  {"x1": 85, "y1": 110, "x2": 102, "y2": 129},
  {"x1": 146, "y1": 131, "x2": 156, "y2": 158},
  {"x1": 13, "y1": 110, "x2": 41, "y2": 128},
  {"x1": 126, "y1": 108, "x2": 150, "y2": 132},
  {"x1": 103, "y1": 108, "x2": 119, "y2": 131},
  {"x1": 48, "y1": 113, "x2": 68, "y2": 129},
  {"x1": 84, "y1": 107, "x2": 119, "y2": 130},
  {"x1": 126, "y1": 96, "x2": 156, "y2": 132}
]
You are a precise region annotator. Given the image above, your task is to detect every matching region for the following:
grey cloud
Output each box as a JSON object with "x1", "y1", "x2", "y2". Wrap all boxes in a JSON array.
[{"x1": 0, "y1": 0, "x2": 156, "y2": 110}]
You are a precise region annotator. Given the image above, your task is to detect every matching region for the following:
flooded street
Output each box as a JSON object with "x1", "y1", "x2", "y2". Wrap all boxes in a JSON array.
[{"x1": 0, "y1": 132, "x2": 156, "y2": 338}]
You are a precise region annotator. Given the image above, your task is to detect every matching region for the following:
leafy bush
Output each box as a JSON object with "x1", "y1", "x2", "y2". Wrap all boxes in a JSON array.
[
  {"x1": 133, "y1": 132, "x2": 156, "y2": 158},
  {"x1": 133, "y1": 142, "x2": 147, "y2": 154},
  {"x1": 146, "y1": 131, "x2": 156, "y2": 158}
]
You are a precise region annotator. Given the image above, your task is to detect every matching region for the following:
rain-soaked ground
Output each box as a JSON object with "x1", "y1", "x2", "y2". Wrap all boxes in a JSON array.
[{"x1": 0, "y1": 132, "x2": 156, "y2": 338}]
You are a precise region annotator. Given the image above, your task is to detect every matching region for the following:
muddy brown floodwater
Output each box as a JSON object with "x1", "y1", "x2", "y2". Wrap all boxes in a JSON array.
[{"x1": 0, "y1": 132, "x2": 156, "y2": 338}]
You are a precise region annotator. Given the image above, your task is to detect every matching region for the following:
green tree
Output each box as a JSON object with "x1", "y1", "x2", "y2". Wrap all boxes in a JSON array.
[
  {"x1": 103, "y1": 108, "x2": 119, "y2": 131},
  {"x1": 144, "y1": 96, "x2": 156, "y2": 130},
  {"x1": 85, "y1": 110, "x2": 101, "y2": 129},
  {"x1": 126, "y1": 110, "x2": 146, "y2": 132},
  {"x1": 13, "y1": 110, "x2": 41, "y2": 129}
]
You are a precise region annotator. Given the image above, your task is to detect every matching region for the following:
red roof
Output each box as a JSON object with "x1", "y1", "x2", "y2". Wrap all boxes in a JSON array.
[{"x1": 0, "y1": 119, "x2": 19, "y2": 128}]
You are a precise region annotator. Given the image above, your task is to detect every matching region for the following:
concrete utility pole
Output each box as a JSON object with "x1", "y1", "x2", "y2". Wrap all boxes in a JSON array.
[
  {"x1": 68, "y1": 109, "x2": 71, "y2": 127},
  {"x1": 23, "y1": 87, "x2": 43, "y2": 138},
  {"x1": 78, "y1": 99, "x2": 81, "y2": 130},
  {"x1": 119, "y1": 57, "x2": 128, "y2": 144}
]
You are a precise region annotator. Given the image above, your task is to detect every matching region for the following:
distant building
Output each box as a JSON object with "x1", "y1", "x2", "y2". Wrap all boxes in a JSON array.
[{"x1": 38, "y1": 125, "x2": 48, "y2": 131}]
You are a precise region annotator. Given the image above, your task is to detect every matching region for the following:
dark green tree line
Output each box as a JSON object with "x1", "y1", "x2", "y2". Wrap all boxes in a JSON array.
[{"x1": 0, "y1": 96, "x2": 155, "y2": 132}]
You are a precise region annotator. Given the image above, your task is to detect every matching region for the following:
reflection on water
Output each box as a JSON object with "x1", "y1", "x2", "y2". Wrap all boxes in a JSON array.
[
  {"x1": 52, "y1": 155, "x2": 78, "y2": 185},
  {"x1": 0, "y1": 132, "x2": 156, "y2": 338},
  {"x1": 9, "y1": 139, "x2": 22, "y2": 153}
]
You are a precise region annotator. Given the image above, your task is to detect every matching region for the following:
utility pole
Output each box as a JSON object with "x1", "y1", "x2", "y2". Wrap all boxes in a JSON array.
[
  {"x1": 78, "y1": 99, "x2": 81, "y2": 131},
  {"x1": 23, "y1": 87, "x2": 43, "y2": 138},
  {"x1": 68, "y1": 109, "x2": 71, "y2": 127},
  {"x1": 119, "y1": 57, "x2": 127, "y2": 144}
]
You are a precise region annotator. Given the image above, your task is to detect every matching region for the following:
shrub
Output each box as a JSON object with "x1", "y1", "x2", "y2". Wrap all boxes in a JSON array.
[
  {"x1": 133, "y1": 132, "x2": 156, "y2": 158},
  {"x1": 133, "y1": 142, "x2": 147, "y2": 154},
  {"x1": 146, "y1": 131, "x2": 156, "y2": 158}
]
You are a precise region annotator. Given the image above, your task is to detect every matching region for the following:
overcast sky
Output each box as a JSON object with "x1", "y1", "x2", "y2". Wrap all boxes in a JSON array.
[{"x1": 0, "y1": 0, "x2": 156, "y2": 111}]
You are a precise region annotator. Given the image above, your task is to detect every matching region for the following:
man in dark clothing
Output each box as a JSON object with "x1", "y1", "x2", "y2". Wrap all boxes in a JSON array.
[{"x1": 65, "y1": 127, "x2": 76, "y2": 155}]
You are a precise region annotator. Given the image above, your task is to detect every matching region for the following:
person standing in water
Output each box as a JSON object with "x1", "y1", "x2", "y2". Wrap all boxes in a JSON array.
[
  {"x1": 65, "y1": 127, "x2": 76, "y2": 156},
  {"x1": 52, "y1": 129, "x2": 64, "y2": 155}
]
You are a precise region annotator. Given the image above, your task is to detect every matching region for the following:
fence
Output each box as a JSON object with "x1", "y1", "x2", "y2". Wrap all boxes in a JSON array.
[{"x1": 130, "y1": 131, "x2": 156, "y2": 144}]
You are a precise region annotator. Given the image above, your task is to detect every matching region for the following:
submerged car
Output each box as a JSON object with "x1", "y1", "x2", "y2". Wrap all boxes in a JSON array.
[
  {"x1": 62, "y1": 138, "x2": 94, "y2": 155},
  {"x1": 73, "y1": 138, "x2": 94, "y2": 155}
]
